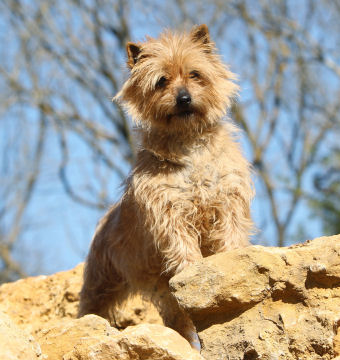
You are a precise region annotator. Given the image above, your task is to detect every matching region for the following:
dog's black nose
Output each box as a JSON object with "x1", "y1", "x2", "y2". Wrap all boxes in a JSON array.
[{"x1": 176, "y1": 89, "x2": 191, "y2": 107}]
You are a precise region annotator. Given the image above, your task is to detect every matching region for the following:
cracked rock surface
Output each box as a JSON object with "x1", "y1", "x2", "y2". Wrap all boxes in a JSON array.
[{"x1": 170, "y1": 235, "x2": 340, "y2": 360}]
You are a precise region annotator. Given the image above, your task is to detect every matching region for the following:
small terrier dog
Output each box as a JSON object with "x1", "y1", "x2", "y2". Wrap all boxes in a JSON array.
[{"x1": 79, "y1": 24, "x2": 254, "y2": 344}]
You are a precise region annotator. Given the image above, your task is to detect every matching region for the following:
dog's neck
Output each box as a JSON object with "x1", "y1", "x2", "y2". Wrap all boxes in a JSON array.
[{"x1": 138, "y1": 123, "x2": 220, "y2": 165}]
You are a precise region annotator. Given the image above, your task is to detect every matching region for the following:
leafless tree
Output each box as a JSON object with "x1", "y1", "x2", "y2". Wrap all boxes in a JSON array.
[{"x1": 0, "y1": 0, "x2": 134, "y2": 281}]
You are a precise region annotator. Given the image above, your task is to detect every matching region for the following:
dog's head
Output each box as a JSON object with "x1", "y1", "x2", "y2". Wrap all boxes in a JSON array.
[{"x1": 115, "y1": 25, "x2": 238, "y2": 135}]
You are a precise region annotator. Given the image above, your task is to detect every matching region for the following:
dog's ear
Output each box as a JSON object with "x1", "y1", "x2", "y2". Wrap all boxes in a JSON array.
[
  {"x1": 190, "y1": 24, "x2": 210, "y2": 45},
  {"x1": 126, "y1": 42, "x2": 141, "y2": 69}
]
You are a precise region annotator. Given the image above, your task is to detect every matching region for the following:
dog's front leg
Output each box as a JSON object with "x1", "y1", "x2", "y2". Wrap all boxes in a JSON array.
[{"x1": 150, "y1": 212, "x2": 203, "y2": 275}]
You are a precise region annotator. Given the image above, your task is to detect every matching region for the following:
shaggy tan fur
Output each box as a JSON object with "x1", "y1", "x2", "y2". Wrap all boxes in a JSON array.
[{"x1": 79, "y1": 24, "x2": 255, "y2": 344}]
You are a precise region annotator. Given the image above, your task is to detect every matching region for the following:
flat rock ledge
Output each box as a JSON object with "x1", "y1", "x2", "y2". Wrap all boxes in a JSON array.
[{"x1": 0, "y1": 235, "x2": 339, "y2": 359}]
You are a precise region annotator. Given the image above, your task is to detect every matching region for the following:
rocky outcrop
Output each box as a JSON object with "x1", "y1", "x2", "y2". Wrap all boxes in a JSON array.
[
  {"x1": 0, "y1": 266, "x2": 201, "y2": 360},
  {"x1": 170, "y1": 235, "x2": 340, "y2": 360},
  {"x1": 0, "y1": 235, "x2": 339, "y2": 359},
  {"x1": 0, "y1": 263, "x2": 162, "y2": 336}
]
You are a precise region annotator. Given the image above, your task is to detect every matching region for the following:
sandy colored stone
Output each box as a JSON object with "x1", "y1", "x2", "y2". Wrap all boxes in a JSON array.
[
  {"x1": 0, "y1": 262, "x2": 162, "y2": 336},
  {"x1": 170, "y1": 235, "x2": 340, "y2": 360},
  {"x1": 38, "y1": 314, "x2": 119, "y2": 359},
  {"x1": 0, "y1": 310, "x2": 42, "y2": 360},
  {"x1": 1, "y1": 234, "x2": 340, "y2": 359},
  {"x1": 38, "y1": 314, "x2": 203, "y2": 360},
  {"x1": 114, "y1": 323, "x2": 203, "y2": 360},
  {"x1": 0, "y1": 263, "x2": 83, "y2": 336}
]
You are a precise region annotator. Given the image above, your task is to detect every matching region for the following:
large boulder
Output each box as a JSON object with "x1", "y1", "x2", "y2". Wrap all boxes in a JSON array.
[
  {"x1": 170, "y1": 235, "x2": 340, "y2": 360},
  {"x1": 38, "y1": 314, "x2": 203, "y2": 360}
]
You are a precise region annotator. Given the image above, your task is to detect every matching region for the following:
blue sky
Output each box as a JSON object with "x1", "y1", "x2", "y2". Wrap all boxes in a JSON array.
[{"x1": 1, "y1": 0, "x2": 336, "y2": 277}]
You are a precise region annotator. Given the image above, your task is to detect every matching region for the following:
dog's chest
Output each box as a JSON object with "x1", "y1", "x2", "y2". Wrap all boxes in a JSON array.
[
  {"x1": 185, "y1": 162, "x2": 218, "y2": 193},
  {"x1": 175, "y1": 149, "x2": 227, "y2": 203}
]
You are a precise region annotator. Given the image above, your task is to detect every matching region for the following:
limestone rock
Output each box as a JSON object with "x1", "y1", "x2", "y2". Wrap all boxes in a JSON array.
[
  {"x1": 114, "y1": 323, "x2": 203, "y2": 360},
  {"x1": 39, "y1": 314, "x2": 203, "y2": 360},
  {"x1": 170, "y1": 235, "x2": 340, "y2": 360},
  {"x1": 0, "y1": 262, "x2": 162, "y2": 336},
  {"x1": 38, "y1": 314, "x2": 119, "y2": 359},
  {"x1": 0, "y1": 310, "x2": 42, "y2": 359},
  {"x1": 1, "y1": 234, "x2": 340, "y2": 359},
  {"x1": 0, "y1": 263, "x2": 83, "y2": 335}
]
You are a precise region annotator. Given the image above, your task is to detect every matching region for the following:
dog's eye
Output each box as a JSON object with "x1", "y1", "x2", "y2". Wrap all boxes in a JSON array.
[
  {"x1": 189, "y1": 71, "x2": 200, "y2": 79},
  {"x1": 156, "y1": 76, "x2": 167, "y2": 88}
]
